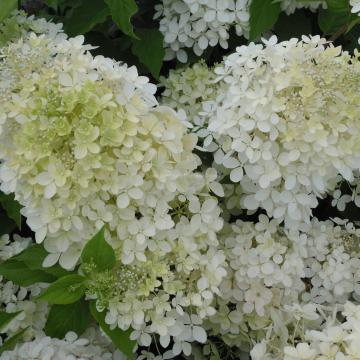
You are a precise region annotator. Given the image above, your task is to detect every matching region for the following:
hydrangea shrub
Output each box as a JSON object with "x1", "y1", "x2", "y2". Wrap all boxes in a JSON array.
[{"x1": 0, "y1": 2, "x2": 359, "y2": 360}]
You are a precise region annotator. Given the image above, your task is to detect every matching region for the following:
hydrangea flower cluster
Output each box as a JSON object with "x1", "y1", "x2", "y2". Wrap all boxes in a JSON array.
[
  {"x1": 1, "y1": 329, "x2": 121, "y2": 360},
  {"x1": 162, "y1": 36, "x2": 360, "y2": 229},
  {"x1": 0, "y1": 21, "x2": 213, "y2": 270},
  {"x1": 154, "y1": 0, "x2": 251, "y2": 62},
  {"x1": 250, "y1": 302, "x2": 360, "y2": 359},
  {"x1": 331, "y1": 173, "x2": 360, "y2": 212},
  {"x1": 155, "y1": 0, "x2": 325, "y2": 62},
  {"x1": 160, "y1": 60, "x2": 218, "y2": 136},
  {"x1": 204, "y1": 216, "x2": 360, "y2": 353},
  {"x1": 86, "y1": 174, "x2": 227, "y2": 357}
]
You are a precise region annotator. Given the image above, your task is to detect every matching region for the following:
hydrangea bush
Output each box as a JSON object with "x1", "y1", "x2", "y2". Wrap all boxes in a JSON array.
[{"x1": 0, "y1": 1, "x2": 359, "y2": 360}]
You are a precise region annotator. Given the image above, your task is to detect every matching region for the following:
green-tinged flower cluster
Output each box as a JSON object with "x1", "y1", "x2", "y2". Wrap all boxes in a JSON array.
[
  {"x1": 0, "y1": 20, "x2": 205, "y2": 270},
  {"x1": 0, "y1": 10, "x2": 63, "y2": 48}
]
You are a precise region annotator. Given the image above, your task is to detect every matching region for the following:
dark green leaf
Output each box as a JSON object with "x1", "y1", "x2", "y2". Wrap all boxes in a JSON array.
[
  {"x1": 132, "y1": 29, "x2": 165, "y2": 79},
  {"x1": 13, "y1": 244, "x2": 70, "y2": 278},
  {"x1": 249, "y1": 0, "x2": 281, "y2": 40},
  {"x1": 81, "y1": 227, "x2": 115, "y2": 271},
  {"x1": 43, "y1": 0, "x2": 60, "y2": 9},
  {"x1": 0, "y1": 0, "x2": 17, "y2": 23},
  {"x1": 90, "y1": 301, "x2": 135, "y2": 359},
  {"x1": 38, "y1": 274, "x2": 86, "y2": 304},
  {"x1": 342, "y1": 21, "x2": 360, "y2": 51},
  {"x1": 0, "y1": 327, "x2": 28, "y2": 355},
  {"x1": 347, "y1": 14, "x2": 360, "y2": 33},
  {"x1": 45, "y1": 300, "x2": 91, "y2": 338},
  {"x1": 319, "y1": 0, "x2": 350, "y2": 34},
  {"x1": 274, "y1": 11, "x2": 313, "y2": 41},
  {"x1": 0, "y1": 193, "x2": 21, "y2": 228},
  {"x1": 104, "y1": 0, "x2": 138, "y2": 38},
  {"x1": 64, "y1": 0, "x2": 110, "y2": 36},
  {"x1": 0, "y1": 208, "x2": 17, "y2": 236},
  {"x1": 0, "y1": 311, "x2": 21, "y2": 333},
  {"x1": 0, "y1": 259, "x2": 56, "y2": 286}
]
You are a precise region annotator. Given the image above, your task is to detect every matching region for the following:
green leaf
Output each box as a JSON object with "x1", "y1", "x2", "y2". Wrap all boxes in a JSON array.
[
  {"x1": 0, "y1": 327, "x2": 28, "y2": 355},
  {"x1": 0, "y1": 259, "x2": 56, "y2": 286},
  {"x1": 81, "y1": 227, "x2": 115, "y2": 271},
  {"x1": 13, "y1": 245, "x2": 48, "y2": 270},
  {"x1": 0, "y1": 209, "x2": 16, "y2": 236},
  {"x1": 347, "y1": 15, "x2": 360, "y2": 33},
  {"x1": 131, "y1": 29, "x2": 165, "y2": 79},
  {"x1": 104, "y1": 0, "x2": 138, "y2": 38},
  {"x1": 0, "y1": 0, "x2": 17, "y2": 23},
  {"x1": 0, "y1": 193, "x2": 21, "y2": 228},
  {"x1": 43, "y1": 0, "x2": 60, "y2": 9},
  {"x1": 319, "y1": 0, "x2": 350, "y2": 34},
  {"x1": 64, "y1": 0, "x2": 110, "y2": 36},
  {"x1": 274, "y1": 11, "x2": 313, "y2": 41},
  {"x1": 90, "y1": 301, "x2": 135, "y2": 359},
  {"x1": 13, "y1": 244, "x2": 70, "y2": 278},
  {"x1": 38, "y1": 274, "x2": 86, "y2": 304},
  {"x1": 249, "y1": 0, "x2": 281, "y2": 40},
  {"x1": 44, "y1": 300, "x2": 91, "y2": 338},
  {"x1": 209, "y1": 340, "x2": 221, "y2": 360},
  {"x1": 0, "y1": 311, "x2": 21, "y2": 333}
]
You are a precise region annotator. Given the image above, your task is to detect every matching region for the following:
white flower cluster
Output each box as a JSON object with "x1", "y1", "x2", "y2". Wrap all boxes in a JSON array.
[
  {"x1": 251, "y1": 302, "x2": 360, "y2": 360},
  {"x1": 331, "y1": 173, "x2": 360, "y2": 213},
  {"x1": 205, "y1": 217, "x2": 360, "y2": 353},
  {"x1": 161, "y1": 60, "x2": 218, "y2": 128},
  {"x1": 88, "y1": 174, "x2": 227, "y2": 358},
  {"x1": 0, "y1": 15, "x2": 212, "y2": 270},
  {"x1": 162, "y1": 36, "x2": 360, "y2": 229},
  {"x1": 154, "y1": 0, "x2": 325, "y2": 62},
  {"x1": 154, "y1": 0, "x2": 251, "y2": 63},
  {"x1": 0, "y1": 329, "x2": 121, "y2": 360}
]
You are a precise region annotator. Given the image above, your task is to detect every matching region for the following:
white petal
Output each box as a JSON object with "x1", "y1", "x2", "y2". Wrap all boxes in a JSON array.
[
  {"x1": 35, "y1": 227, "x2": 47, "y2": 243},
  {"x1": 192, "y1": 326, "x2": 207, "y2": 343},
  {"x1": 117, "y1": 193, "x2": 130, "y2": 209},
  {"x1": 159, "y1": 334, "x2": 170, "y2": 348},
  {"x1": 42, "y1": 253, "x2": 60, "y2": 267},
  {"x1": 285, "y1": 175, "x2": 296, "y2": 190},
  {"x1": 74, "y1": 145, "x2": 87, "y2": 159},
  {"x1": 59, "y1": 72, "x2": 73, "y2": 87},
  {"x1": 223, "y1": 156, "x2": 240, "y2": 169},
  {"x1": 36, "y1": 172, "x2": 52, "y2": 185},
  {"x1": 44, "y1": 183, "x2": 56, "y2": 199},
  {"x1": 230, "y1": 167, "x2": 243, "y2": 182},
  {"x1": 209, "y1": 182, "x2": 224, "y2": 197},
  {"x1": 259, "y1": 175, "x2": 270, "y2": 189}
]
